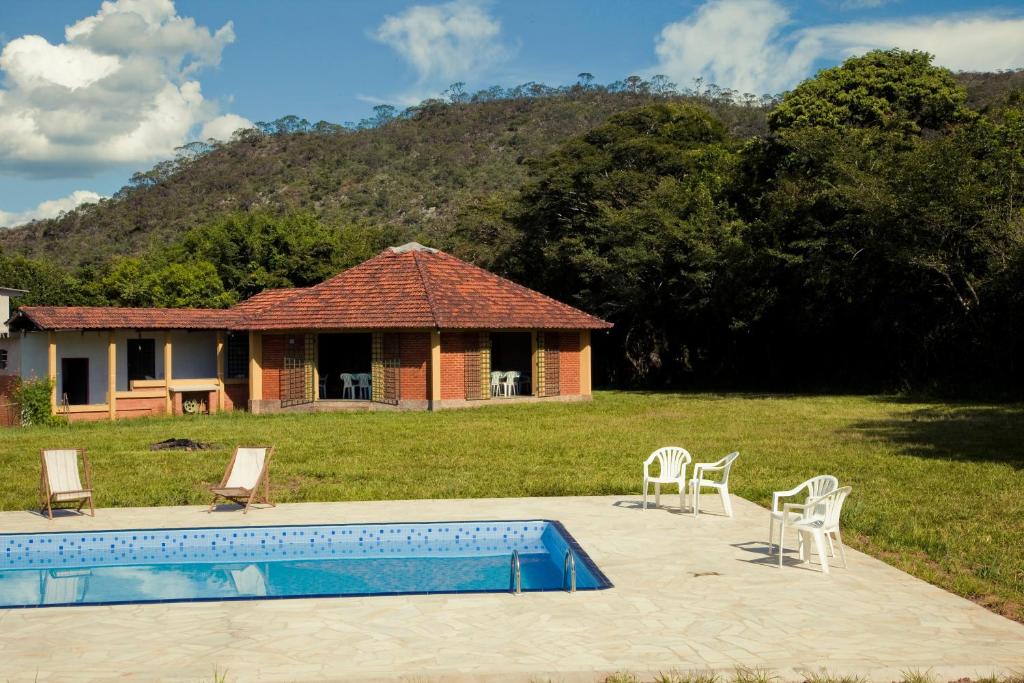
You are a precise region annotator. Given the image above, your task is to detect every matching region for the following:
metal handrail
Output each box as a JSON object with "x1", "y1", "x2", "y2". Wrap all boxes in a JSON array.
[
  {"x1": 563, "y1": 550, "x2": 576, "y2": 593},
  {"x1": 510, "y1": 550, "x2": 521, "y2": 594}
]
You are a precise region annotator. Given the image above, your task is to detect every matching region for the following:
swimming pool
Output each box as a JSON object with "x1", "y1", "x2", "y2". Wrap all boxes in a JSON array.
[{"x1": 0, "y1": 520, "x2": 611, "y2": 608}]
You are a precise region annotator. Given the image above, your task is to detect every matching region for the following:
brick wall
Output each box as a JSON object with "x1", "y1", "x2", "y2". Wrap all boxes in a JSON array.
[
  {"x1": 261, "y1": 334, "x2": 285, "y2": 401},
  {"x1": 440, "y1": 332, "x2": 467, "y2": 400},
  {"x1": 0, "y1": 375, "x2": 19, "y2": 427},
  {"x1": 0, "y1": 375, "x2": 17, "y2": 400},
  {"x1": 559, "y1": 330, "x2": 581, "y2": 396},
  {"x1": 223, "y1": 383, "x2": 248, "y2": 411},
  {"x1": 399, "y1": 331, "x2": 430, "y2": 401},
  {"x1": 115, "y1": 396, "x2": 165, "y2": 419}
]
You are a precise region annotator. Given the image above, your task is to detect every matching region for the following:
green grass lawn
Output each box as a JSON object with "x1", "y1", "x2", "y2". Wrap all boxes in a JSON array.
[{"x1": 1, "y1": 391, "x2": 1021, "y2": 621}]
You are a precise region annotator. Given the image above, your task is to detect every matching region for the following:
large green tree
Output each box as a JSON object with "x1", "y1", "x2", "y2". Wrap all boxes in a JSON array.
[
  {"x1": 768, "y1": 49, "x2": 970, "y2": 135},
  {"x1": 508, "y1": 103, "x2": 747, "y2": 385}
]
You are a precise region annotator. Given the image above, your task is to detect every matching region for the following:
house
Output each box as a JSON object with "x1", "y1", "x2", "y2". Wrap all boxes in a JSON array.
[
  {"x1": 0, "y1": 286, "x2": 28, "y2": 379},
  {"x1": 1, "y1": 243, "x2": 611, "y2": 421}
]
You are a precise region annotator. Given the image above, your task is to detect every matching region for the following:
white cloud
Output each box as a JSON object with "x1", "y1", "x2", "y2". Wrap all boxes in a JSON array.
[
  {"x1": 0, "y1": 190, "x2": 105, "y2": 228},
  {"x1": 0, "y1": 0, "x2": 244, "y2": 178},
  {"x1": 838, "y1": 0, "x2": 894, "y2": 8},
  {"x1": 653, "y1": 0, "x2": 1024, "y2": 95},
  {"x1": 200, "y1": 113, "x2": 254, "y2": 141},
  {"x1": 372, "y1": 0, "x2": 510, "y2": 102}
]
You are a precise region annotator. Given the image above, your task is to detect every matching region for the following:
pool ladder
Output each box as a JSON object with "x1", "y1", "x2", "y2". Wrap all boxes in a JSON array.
[
  {"x1": 563, "y1": 550, "x2": 576, "y2": 593},
  {"x1": 510, "y1": 550, "x2": 521, "y2": 594},
  {"x1": 508, "y1": 550, "x2": 576, "y2": 594}
]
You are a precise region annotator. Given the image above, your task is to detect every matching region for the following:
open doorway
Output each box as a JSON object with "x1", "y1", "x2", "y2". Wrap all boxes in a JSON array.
[
  {"x1": 489, "y1": 331, "x2": 532, "y2": 397},
  {"x1": 317, "y1": 333, "x2": 372, "y2": 399},
  {"x1": 61, "y1": 358, "x2": 89, "y2": 405}
]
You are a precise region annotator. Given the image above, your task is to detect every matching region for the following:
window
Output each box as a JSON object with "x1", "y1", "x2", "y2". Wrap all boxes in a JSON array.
[
  {"x1": 127, "y1": 339, "x2": 156, "y2": 382},
  {"x1": 226, "y1": 333, "x2": 249, "y2": 379}
]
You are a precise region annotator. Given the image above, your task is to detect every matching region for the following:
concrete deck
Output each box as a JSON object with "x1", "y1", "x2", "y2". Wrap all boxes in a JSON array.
[{"x1": 1, "y1": 495, "x2": 1022, "y2": 682}]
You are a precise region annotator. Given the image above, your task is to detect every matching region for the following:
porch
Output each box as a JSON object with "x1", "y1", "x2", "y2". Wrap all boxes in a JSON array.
[{"x1": 34, "y1": 329, "x2": 247, "y2": 421}]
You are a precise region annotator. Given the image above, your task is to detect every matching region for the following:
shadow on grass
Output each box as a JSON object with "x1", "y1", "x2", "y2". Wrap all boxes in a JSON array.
[{"x1": 847, "y1": 404, "x2": 1024, "y2": 469}]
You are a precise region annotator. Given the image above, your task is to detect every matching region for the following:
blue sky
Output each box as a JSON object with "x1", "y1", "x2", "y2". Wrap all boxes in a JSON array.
[{"x1": 1, "y1": 0, "x2": 1023, "y2": 226}]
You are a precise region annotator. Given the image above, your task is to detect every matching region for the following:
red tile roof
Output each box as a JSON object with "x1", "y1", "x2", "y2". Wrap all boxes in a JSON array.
[
  {"x1": 11, "y1": 306, "x2": 238, "y2": 331},
  {"x1": 9, "y1": 244, "x2": 611, "y2": 332},
  {"x1": 241, "y1": 244, "x2": 611, "y2": 330},
  {"x1": 231, "y1": 287, "x2": 305, "y2": 317}
]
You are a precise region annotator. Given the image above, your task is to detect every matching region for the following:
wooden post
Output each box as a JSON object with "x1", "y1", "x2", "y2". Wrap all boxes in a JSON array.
[
  {"x1": 248, "y1": 331, "x2": 263, "y2": 403},
  {"x1": 163, "y1": 331, "x2": 173, "y2": 414},
  {"x1": 108, "y1": 332, "x2": 117, "y2": 420},
  {"x1": 216, "y1": 331, "x2": 226, "y2": 412},
  {"x1": 430, "y1": 329, "x2": 442, "y2": 410},
  {"x1": 579, "y1": 330, "x2": 592, "y2": 396},
  {"x1": 47, "y1": 331, "x2": 57, "y2": 414}
]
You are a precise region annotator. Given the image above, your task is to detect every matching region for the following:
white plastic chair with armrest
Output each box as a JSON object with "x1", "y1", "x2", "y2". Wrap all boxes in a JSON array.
[
  {"x1": 688, "y1": 451, "x2": 740, "y2": 517},
  {"x1": 768, "y1": 475, "x2": 838, "y2": 553},
  {"x1": 777, "y1": 486, "x2": 852, "y2": 574},
  {"x1": 642, "y1": 447, "x2": 692, "y2": 511}
]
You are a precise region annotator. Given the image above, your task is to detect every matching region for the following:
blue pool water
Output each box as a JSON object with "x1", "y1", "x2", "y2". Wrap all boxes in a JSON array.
[{"x1": 0, "y1": 520, "x2": 610, "y2": 608}]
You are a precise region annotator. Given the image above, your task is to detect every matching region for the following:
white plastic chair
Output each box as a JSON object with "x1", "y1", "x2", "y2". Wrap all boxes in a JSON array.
[
  {"x1": 340, "y1": 373, "x2": 356, "y2": 399},
  {"x1": 642, "y1": 447, "x2": 692, "y2": 511},
  {"x1": 777, "y1": 486, "x2": 852, "y2": 575},
  {"x1": 503, "y1": 371, "x2": 519, "y2": 397},
  {"x1": 355, "y1": 373, "x2": 371, "y2": 399},
  {"x1": 319, "y1": 376, "x2": 328, "y2": 399},
  {"x1": 490, "y1": 371, "x2": 503, "y2": 397},
  {"x1": 768, "y1": 475, "x2": 838, "y2": 553},
  {"x1": 688, "y1": 451, "x2": 740, "y2": 517}
]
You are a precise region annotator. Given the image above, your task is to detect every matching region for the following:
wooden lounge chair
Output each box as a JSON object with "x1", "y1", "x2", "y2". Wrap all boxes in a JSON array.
[
  {"x1": 208, "y1": 446, "x2": 275, "y2": 513},
  {"x1": 39, "y1": 448, "x2": 95, "y2": 519}
]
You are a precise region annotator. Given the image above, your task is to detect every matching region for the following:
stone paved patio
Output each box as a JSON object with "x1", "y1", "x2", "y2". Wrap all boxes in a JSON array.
[{"x1": 1, "y1": 494, "x2": 1022, "y2": 682}]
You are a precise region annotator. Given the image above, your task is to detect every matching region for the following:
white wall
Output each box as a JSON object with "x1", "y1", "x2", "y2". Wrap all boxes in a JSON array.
[
  {"x1": 0, "y1": 336, "x2": 19, "y2": 376},
  {"x1": 54, "y1": 331, "x2": 109, "y2": 405},
  {"x1": 170, "y1": 330, "x2": 217, "y2": 379},
  {"x1": 20, "y1": 332, "x2": 48, "y2": 381},
  {"x1": 0, "y1": 294, "x2": 10, "y2": 337},
  {"x1": 113, "y1": 331, "x2": 218, "y2": 390}
]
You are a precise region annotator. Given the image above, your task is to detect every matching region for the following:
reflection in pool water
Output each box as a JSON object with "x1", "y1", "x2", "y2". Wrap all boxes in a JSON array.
[{"x1": 0, "y1": 520, "x2": 611, "y2": 608}]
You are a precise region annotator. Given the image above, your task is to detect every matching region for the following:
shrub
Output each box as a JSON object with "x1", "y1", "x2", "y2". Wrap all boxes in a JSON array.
[{"x1": 14, "y1": 378, "x2": 63, "y2": 427}]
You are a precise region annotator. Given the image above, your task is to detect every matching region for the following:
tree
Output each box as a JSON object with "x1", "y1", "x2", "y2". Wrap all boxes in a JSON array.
[
  {"x1": 768, "y1": 49, "x2": 970, "y2": 135},
  {"x1": 508, "y1": 103, "x2": 744, "y2": 385}
]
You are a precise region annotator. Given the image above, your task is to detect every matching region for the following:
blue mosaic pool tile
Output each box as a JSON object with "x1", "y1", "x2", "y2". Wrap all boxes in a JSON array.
[{"x1": 0, "y1": 521, "x2": 550, "y2": 571}]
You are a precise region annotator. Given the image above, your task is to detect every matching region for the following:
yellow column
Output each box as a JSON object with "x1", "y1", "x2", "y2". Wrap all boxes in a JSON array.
[
  {"x1": 248, "y1": 331, "x2": 263, "y2": 402},
  {"x1": 47, "y1": 331, "x2": 57, "y2": 414},
  {"x1": 579, "y1": 330, "x2": 592, "y2": 396},
  {"x1": 163, "y1": 331, "x2": 173, "y2": 414},
  {"x1": 108, "y1": 332, "x2": 117, "y2": 420},
  {"x1": 430, "y1": 330, "x2": 442, "y2": 409},
  {"x1": 530, "y1": 331, "x2": 538, "y2": 397},
  {"x1": 311, "y1": 333, "x2": 320, "y2": 402},
  {"x1": 216, "y1": 331, "x2": 226, "y2": 412}
]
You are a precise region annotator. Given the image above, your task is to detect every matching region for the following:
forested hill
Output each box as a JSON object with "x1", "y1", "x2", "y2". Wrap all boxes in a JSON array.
[
  {"x1": 2, "y1": 57, "x2": 1023, "y2": 395},
  {"x1": 0, "y1": 70, "x2": 1018, "y2": 267},
  {"x1": 0, "y1": 86, "x2": 772, "y2": 266}
]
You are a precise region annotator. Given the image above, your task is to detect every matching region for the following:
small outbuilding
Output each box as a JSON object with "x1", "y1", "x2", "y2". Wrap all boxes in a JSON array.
[{"x1": 2, "y1": 243, "x2": 611, "y2": 420}]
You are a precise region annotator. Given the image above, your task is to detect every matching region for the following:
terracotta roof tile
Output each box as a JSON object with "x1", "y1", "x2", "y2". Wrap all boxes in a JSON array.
[
  {"x1": 231, "y1": 288, "x2": 305, "y2": 318},
  {"x1": 12, "y1": 306, "x2": 238, "y2": 331},
  {"x1": 243, "y1": 244, "x2": 611, "y2": 330}
]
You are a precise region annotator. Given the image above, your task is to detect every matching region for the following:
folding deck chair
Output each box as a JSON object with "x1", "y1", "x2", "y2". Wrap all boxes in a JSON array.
[
  {"x1": 39, "y1": 449, "x2": 95, "y2": 519},
  {"x1": 208, "y1": 446, "x2": 275, "y2": 513}
]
